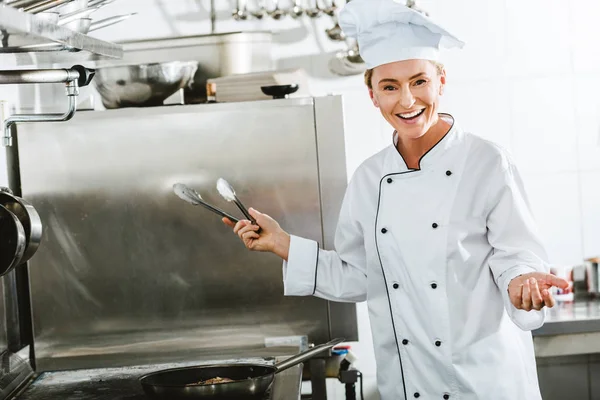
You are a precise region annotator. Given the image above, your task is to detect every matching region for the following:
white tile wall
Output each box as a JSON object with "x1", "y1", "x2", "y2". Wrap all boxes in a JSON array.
[
  {"x1": 580, "y1": 171, "x2": 600, "y2": 259},
  {"x1": 1, "y1": 0, "x2": 600, "y2": 398}
]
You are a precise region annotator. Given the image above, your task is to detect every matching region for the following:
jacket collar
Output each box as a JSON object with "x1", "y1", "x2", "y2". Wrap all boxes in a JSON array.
[{"x1": 385, "y1": 113, "x2": 463, "y2": 174}]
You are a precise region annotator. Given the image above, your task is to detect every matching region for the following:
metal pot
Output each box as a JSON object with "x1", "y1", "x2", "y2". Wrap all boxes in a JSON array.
[
  {"x1": 0, "y1": 204, "x2": 27, "y2": 277},
  {"x1": 0, "y1": 187, "x2": 43, "y2": 265}
]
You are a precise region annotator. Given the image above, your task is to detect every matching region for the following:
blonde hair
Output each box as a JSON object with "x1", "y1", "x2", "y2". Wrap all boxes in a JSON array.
[{"x1": 364, "y1": 61, "x2": 444, "y2": 89}]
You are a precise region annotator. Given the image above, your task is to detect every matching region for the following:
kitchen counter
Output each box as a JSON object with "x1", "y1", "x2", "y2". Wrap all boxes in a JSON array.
[
  {"x1": 532, "y1": 298, "x2": 600, "y2": 358},
  {"x1": 533, "y1": 298, "x2": 600, "y2": 336}
]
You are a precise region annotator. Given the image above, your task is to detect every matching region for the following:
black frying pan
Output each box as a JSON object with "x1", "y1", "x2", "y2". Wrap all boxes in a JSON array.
[{"x1": 140, "y1": 338, "x2": 344, "y2": 399}]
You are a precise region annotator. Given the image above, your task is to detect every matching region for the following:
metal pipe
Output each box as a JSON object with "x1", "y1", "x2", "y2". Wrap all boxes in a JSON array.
[
  {"x1": 2, "y1": 81, "x2": 79, "y2": 146},
  {"x1": 0, "y1": 68, "x2": 80, "y2": 85}
]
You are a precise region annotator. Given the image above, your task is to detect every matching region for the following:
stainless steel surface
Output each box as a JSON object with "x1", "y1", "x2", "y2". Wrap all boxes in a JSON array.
[
  {"x1": 0, "y1": 278, "x2": 6, "y2": 351},
  {"x1": 0, "y1": 349, "x2": 35, "y2": 399},
  {"x1": 92, "y1": 32, "x2": 273, "y2": 105},
  {"x1": 93, "y1": 61, "x2": 197, "y2": 109},
  {"x1": 139, "y1": 339, "x2": 341, "y2": 399},
  {"x1": 313, "y1": 96, "x2": 359, "y2": 338},
  {"x1": 533, "y1": 299, "x2": 600, "y2": 336},
  {"x1": 16, "y1": 96, "x2": 357, "y2": 372},
  {"x1": 0, "y1": 4, "x2": 122, "y2": 58},
  {"x1": 14, "y1": 356, "x2": 302, "y2": 400},
  {"x1": 173, "y1": 183, "x2": 240, "y2": 224}
]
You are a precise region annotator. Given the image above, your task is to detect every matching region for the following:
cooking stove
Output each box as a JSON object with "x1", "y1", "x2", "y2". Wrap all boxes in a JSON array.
[{"x1": 13, "y1": 356, "x2": 301, "y2": 400}]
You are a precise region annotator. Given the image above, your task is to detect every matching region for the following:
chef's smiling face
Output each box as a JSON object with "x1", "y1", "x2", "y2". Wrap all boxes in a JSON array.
[{"x1": 369, "y1": 59, "x2": 446, "y2": 140}]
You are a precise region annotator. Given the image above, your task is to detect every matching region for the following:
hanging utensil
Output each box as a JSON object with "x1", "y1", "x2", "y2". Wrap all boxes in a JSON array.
[
  {"x1": 0, "y1": 187, "x2": 43, "y2": 265},
  {"x1": 321, "y1": 0, "x2": 335, "y2": 16},
  {"x1": 0, "y1": 204, "x2": 27, "y2": 277},
  {"x1": 140, "y1": 338, "x2": 344, "y2": 399},
  {"x1": 25, "y1": 0, "x2": 71, "y2": 14},
  {"x1": 250, "y1": 0, "x2": 265, "y2": 19},
  {"x1": 325, "y1": 15, "x2": 345, "y2": 41},
  {"x1": 268, "y1": 0, "x2": 286, "y2": 20},
  {"x1": 216, "y1": 178, "x2": 256, "y2": 224},
  {"x1": 305, "y1": 0, "x2": 321, "y2": 17},
  {"x1": 89, "y1": 12, "x2": 135, "y2": 31},
  {"x1": 232, "y1": 0, "x2": 248, "y2": 20},
  {"x1": 57, "y1": 5, "x2": 99, "y2": 24},
  {"x1": 289, "y1": 0, "x2": 303, "y2": 18},
  {"x1": 173, "y1": 183, "x2": 240, "y2": 224}
]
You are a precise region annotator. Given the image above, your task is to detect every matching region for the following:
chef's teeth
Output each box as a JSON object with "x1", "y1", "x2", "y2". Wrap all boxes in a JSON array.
[{"x1": 399, "y1": 109, "x2": 424, "y2": 119}]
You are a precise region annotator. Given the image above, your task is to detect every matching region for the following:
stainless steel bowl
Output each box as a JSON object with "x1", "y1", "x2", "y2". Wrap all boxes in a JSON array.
[{"x1": 93, "y1": 62, "x2": 199, "y2": 109}]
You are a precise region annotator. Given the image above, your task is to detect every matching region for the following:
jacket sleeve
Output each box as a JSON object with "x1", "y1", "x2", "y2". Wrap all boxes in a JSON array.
[
  {"x1": 486, "y1": 156, "x2": 550, "y2": 331},
  {"x1": 282, "y1": 180, "x2": 368, "y2": 303}
]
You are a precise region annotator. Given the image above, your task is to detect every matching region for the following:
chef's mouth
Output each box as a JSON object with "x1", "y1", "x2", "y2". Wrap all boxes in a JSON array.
[{"x1": 396, "y1": 108, "x2": 425, "y2": 121}]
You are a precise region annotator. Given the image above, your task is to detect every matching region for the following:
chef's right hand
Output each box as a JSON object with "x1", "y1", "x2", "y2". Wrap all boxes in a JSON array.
[{"x1": 222, "y1": 207, "x2": 291, "y2": 261}]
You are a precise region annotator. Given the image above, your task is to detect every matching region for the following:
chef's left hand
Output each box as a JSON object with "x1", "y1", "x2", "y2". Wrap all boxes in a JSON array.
[{"x1": 508, "y1": 272, "x2": 569, "y2": 311}]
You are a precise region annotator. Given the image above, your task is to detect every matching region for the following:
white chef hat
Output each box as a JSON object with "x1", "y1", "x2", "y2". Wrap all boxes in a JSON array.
[{"x1": 338, "y1": 0, "x2": 465, "y2": 69}]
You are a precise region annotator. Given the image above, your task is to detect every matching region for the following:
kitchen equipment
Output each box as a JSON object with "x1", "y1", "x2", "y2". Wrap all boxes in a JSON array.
[
  {"x1": 60, "y1": 17, "x2": 91, "y2": 33},
  {"x1": 89, "y1": 12, "x2": 135, "y2": 31},
  {"x1": 0, "y1": 204, "x2": 27, "y2": 276},
  {"x1": 57, "y1": 6, "x2": 100, "y2": 24},
  {"x1": 328, "y1": 41, "x2": 366, "y2": 76},
  {"x1": 289, "y1": 0, "x2": 303, "y2": 18},
  {"x1": 173, "y1": 183, "x2": 240, "y2": 224},
  {"x1": 93, "y1": 61, "x2": 198, "y2": 108},
  {"x1": 0, "y1": 187, "x2": 43, "y2": 265},
  {"x1": 232, "y1": 0, "x2": 248, "y2": 20},
  {"x1": 15, "y1": 96, "x2": 356, "y2": 372},
  {"x1": 216, "y1": 178, "x2": 256, "y2": 224},
  {"x1": 305, "y1": 0, "x2": 322, "y2": 17},
  {"x1": 261, "y1": 84, "x2": 298, "y2": 99},
  {"x1": 585, "y1": 257, "x2": 600, "y2": 296},
  {"x1": 325, "y1": 16, "x2": 345, "y2": 41},
  {"x1": 268, "y1": 0, "x2": 285, "y2": 19},
  {"x1": 25, "y1": 0, "x2": 71, "y2": 13},
  {"x1": 249, "y1": 0, "x2": 266, "y2": 19},
  {"x1": 54, "y1": 0, "x2": 87, "y2": 15},
  {"x1": 90, "y1": 32, "x2": 273, "y2": 105},
  {"x1": 140, "y1": 338, "x2": 344, "y2": 399},
  {"x1": 206, "y1": 68, "x2": 308, "y2": 103}
]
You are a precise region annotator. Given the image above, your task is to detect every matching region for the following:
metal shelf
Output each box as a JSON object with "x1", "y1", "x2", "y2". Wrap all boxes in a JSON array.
[{"x1": 0, "y1": 5, "x2": 122, "y2": 63}]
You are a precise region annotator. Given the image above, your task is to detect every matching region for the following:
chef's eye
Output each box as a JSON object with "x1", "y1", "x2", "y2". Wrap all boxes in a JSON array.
[
  {"x1": 383, "y1": 85, "x2": 396, "y2": 91},
  {"x1": 413, "y1": 79, "x2": 427, "y2": 86}
]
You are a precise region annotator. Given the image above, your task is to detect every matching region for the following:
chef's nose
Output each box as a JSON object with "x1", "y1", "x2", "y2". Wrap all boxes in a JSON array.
[{"x1": 398, "y1": 88, "x2": 416, "y2": 109}]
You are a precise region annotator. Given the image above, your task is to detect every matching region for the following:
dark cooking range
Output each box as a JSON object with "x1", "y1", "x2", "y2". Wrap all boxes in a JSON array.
[{"x1": 14, "y1": 357, "x2": 302, "y2": 400}]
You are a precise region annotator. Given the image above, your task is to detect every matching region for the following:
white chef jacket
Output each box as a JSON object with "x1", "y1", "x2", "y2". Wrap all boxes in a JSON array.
[{"x1": 283, "y1": 114, "x2": 548, "y2": 400}]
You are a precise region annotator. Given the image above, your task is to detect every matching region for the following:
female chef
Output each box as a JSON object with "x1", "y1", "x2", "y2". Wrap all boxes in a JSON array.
[{"x1": 224, "y1": 0, "x2": 569, "y2": 398}]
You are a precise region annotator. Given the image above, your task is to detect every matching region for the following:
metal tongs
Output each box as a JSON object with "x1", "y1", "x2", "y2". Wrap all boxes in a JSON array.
[{"x1": 173, "y1": 183, "x2": 239, "y2": 224}]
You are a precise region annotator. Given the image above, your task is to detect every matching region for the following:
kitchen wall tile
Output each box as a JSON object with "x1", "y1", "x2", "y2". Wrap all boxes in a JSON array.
[
  {"x1": 570, "y1": 0, "x2": 600, "y2": 74},
  {"x1": 426, "y1": 0, "x2": 507, "y2": 82},
  {"x1": 574, "y1": 74, "x2": 600, "y2": 171},
  {"x1": 441, "y1": 78, "x2": 512, "y2": 152},
  {"x1": 520, "y1": 172, "x2": 583, "y2": 266},
  {"x1": 580, "y1": 171, "x2": 600, "y2": 259},
  {"x1": 504, "y1": 0, "x2": 572, "y2": 77},
  {"x1": 509, "y1": 76, "x2": 578, "y2": 173}
]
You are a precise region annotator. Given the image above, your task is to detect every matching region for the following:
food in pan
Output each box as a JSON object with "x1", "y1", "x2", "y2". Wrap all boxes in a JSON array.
[{"x1": 198, "y1": 376, "x2": 235, "y2": 385}]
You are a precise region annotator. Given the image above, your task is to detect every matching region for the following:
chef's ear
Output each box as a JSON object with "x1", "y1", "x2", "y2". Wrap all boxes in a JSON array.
[
  {"x1": 438, "y1": 71, "x2": 446, "y2": 95},
  {"x1": 369, "y1": 88, "x2": 380, "y2": 108}
]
